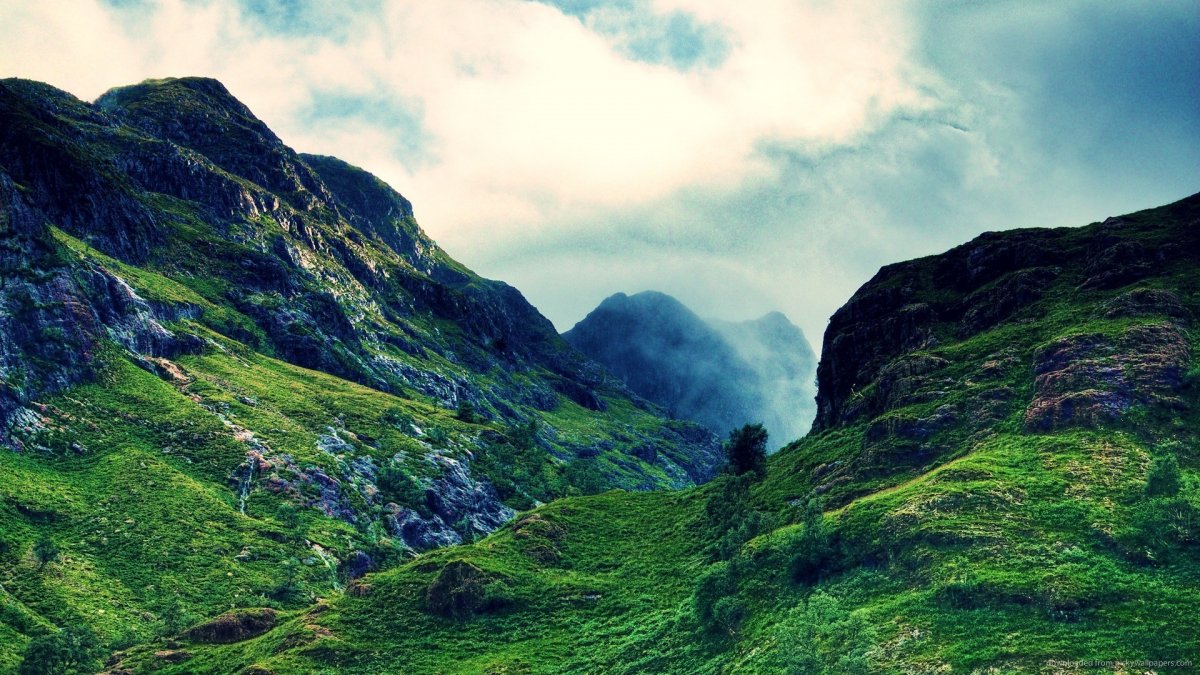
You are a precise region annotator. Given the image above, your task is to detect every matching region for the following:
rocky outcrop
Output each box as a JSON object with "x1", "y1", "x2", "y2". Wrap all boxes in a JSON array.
[
  {"x1": 814, "y1": 194, "x2": 1200, "y2": 434},
  {"x1": 0, "y1": 168, "x2": 200, "y2": 450},
  {"x1": 182, "y1": 608, "x2": 276, "y2": 644},
  {"x1": 1024, "y1": 322, "x2": 1191, "y2": 430}
]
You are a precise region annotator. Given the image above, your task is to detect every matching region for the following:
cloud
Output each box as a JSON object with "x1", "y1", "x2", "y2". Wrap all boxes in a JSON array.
[{"x1": 1, "y1": 0, "x2": 1195, "y2": 347}]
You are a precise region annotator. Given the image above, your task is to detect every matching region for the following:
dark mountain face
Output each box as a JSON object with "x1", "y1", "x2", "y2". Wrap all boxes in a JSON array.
[
  {"x1": 0, "y1": 77, "x2": 722, "y2": 550},
  {"x1": 563, "y1": 291, "x2": 817, "y2": 449}
]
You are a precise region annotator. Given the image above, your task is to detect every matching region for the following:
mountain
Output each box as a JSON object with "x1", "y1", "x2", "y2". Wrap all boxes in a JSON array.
[
  {"x1": 563, "y1": 291, "x2": 816, "y2": 449},
  {"x1": 709, "y1": 310, "x2": 817, "y2": 446},
  {"x1": 0, "y1": 76, "x2": 724, "y2": 670},
  {"x1": 120, "y1": 192, "x2": 1200, "y2": 673}
]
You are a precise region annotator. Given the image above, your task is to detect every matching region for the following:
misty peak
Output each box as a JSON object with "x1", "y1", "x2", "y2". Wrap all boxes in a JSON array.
[{"x1": 565, "y1": 290, "x2": 817, "y2": 449}]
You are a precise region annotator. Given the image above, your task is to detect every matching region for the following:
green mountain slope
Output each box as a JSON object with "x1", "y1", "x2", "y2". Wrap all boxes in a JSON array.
[
  {"x1": 0, "y1": 77, "x2": 722, "y2": 670},
  {"x1": 112, "y1": 192, "x2": 1200, "y2": 673}
]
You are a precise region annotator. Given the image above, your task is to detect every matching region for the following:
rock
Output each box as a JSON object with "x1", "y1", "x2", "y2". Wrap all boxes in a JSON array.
[
  {"x1": 1080, "y1": 241, "x2": 1155, "y2": 290},
  {"x1": 1102, "y1": 288, "x2": 1190, "y2": 322},
  {"x1": 424, "y1": 560, "x2": 505, "y2": 619},
  {"x1": 384, "y1": 504, "x2": 461, "y2": 551},
  {"x1": 153, "y1": 649, "x2": 192, "y2": 664},
  {"x1": 342, "y1": 550, "x2": 373, "y2": 580},
  {"x1": 957, "y1": 267, "x2": 1060, "y2": 336},
  {"x1": 182, "y1": 608, "x2": 276, "y2": 644},
  {"x1": 1024, "y1": 322, "x2": 1191, "y2": 430}
]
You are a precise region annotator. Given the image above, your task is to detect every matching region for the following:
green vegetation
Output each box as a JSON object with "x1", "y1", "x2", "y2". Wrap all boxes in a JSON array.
[
  {"x1": 723, "y1": 423, "x2": 768, "y2": 476},
  {"x1": 17, "y1": 625, "x2": 102, "y2": 675},
  {"x1": 3, "y1": 76, "x2": 1199, "y2": 673},
  {"x1": 98, "y1": 194, "x2": 1200, "y2": 673}
]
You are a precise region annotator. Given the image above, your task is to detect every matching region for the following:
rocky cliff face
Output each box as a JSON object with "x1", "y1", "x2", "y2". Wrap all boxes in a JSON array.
[
  {"x1": 564, "y1": 291, "x2": 817, "y2": 449},
  {"x1": 0, "y1": 77, "x2": 721, "y2": 552},
  {"x1": 810, "y1": 192, "x2": 1199, "y2": 487}
]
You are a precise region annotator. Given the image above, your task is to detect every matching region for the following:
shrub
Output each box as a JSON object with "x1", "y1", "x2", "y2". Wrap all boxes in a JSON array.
[
  {"x1": 768, "y1": 592, "x2": 877, "y2": 674},
  {"x1": 455, "y1": 400, "x2": 477, "y2": 423},
  {"x1": 711, "y1": 596, "x2": 747, "y2": 633},
  {"x1": 1120, "y1": 496, "x2": 1199, "y2": 563},
  {"x1": 562, "y1": 458, "x2": 607, "y2": 496},
  {"x1": 18, "y1": 625, "x2": 102, "y2": 675},
  {"x1": 33, "y1": 535, "x2": 60, "y2": 570},
  {"x1": 377, "y1": 464, "x2": 427, "y2": 513},
  {"x1": 693, "y1": 561, "x2": 737, "y2": 630},
  {"x1": 274, "y1": 502, "x2": 305, "y2": 542},
  {"x1": 155, "y1": 594, "x2": 194, "y2": 636},
  {"x1": 791, "y1": 498, "x2": 836, "y2": 584},
  {"x1": 1146, "y1": 452, "x2": 1182, "y2": 497}
]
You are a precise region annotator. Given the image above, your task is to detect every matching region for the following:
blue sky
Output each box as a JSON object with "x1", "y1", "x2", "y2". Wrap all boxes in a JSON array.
[{"x1": 2, "y1": 0, "x2": 1196, "y2": 348}]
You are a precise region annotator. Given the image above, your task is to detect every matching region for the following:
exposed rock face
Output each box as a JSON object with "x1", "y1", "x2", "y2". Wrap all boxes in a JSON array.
[
  {"x1": 564, "y1": 292, "x2": 816, "y2": 449},
  {"x1": 1024, "y1": 322, "x2": 1191, "y2": 430},
  {"x1": 182, "y1": 608, "x2": 276, "y2": 644},
  {"x1": 814, "y1": 196, "x2": 1200, "y2": 435}
]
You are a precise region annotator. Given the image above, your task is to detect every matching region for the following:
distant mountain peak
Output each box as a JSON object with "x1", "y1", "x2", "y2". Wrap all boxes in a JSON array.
[{"x1": 565, "y1": 291, "x2": 817, "y2": 449}]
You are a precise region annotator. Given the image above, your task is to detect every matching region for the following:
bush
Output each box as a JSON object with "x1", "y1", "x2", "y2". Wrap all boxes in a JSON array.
[
  {"x1": 693, "y1": 561, "x2": 737, "y2": 630},
  {"x1": 562, "y1": 458, "x2": 607, "y2": 496},
  {"x1": 1146, "y1": 452, "x2": 1182, "y2": 497},
  {"x1": 377, "y1": 464, "x2": 427, "y2": 513},
  {"x1": 1120, "y1": 496, "x2": 1199, "y2": 563},
  {"x1": 791, "y1": 498, "x2": 836, "y2": 584},
  {"x1": 724, "y1": 424, "x2": 768, "y2": 477},
  {"x1": 768, "y1": 592, "x2": 877, "y2": 674},
  {"x1": 711, "y1": 596, "x2": 747, "y2": 633},
  {"x1": 33, "y1": 535, "x2": 59, "y2": 570},
  {"x1": 155, "y1": 594, "x2": 195, "y2": 636},
  {"x1": 455, "y1": 400, "x2": 477, "y2": 423},
  {"x1": 19, "y1": 625, "x2": 102, "y2": 675}
]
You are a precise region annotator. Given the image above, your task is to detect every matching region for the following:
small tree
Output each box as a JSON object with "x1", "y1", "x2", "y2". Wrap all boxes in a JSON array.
[
  {"x1": 1146, "y1": 452, "x2": 1182, "y2": 497},
  {"x1": 725, "y1": 424, "x2": 768, "y2": 477},
  {"x1": 33, "y1": 535, "x2": 60, "y2": 570},
  {"x1": 455, "y1": 399, "x2": 477, "y2": 423},
  {"x1": 18, "y1": 625, "x2": 102, "y2": 675}
]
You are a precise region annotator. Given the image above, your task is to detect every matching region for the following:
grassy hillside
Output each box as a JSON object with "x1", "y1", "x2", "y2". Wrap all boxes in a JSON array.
[
  {"x1": 0, "y1": 76, "x2": 722, "y2": 672},
  {"x1": 107, "y1": 193, "x2": 1200, "y2": 673}
]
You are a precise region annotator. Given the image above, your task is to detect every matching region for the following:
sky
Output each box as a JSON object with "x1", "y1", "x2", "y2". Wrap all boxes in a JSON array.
[{"x1": 2, "y1": 0, "x2": 1197, "y2": 349}]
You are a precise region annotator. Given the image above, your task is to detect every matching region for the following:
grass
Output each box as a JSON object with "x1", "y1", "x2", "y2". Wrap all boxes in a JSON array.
[{"x1": 93, "y1": 193, "x2": 1200, "y2": 673}]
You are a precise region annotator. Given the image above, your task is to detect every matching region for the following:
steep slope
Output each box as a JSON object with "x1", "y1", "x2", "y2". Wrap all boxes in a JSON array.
[
  {"x1": 0, "y1": 77, "x2": 720, "y2": 668},
  {"x1": 138, "y1": 193, "x2": 1200, "y2": 673},
  {"x1": 564, "y1": 291, "x2": 816, "y2": 449}
]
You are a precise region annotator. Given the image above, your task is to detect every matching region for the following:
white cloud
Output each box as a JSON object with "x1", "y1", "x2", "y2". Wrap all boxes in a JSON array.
[{"x1": 0, "y1": 0, "x2": 934, "y2": 239}]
